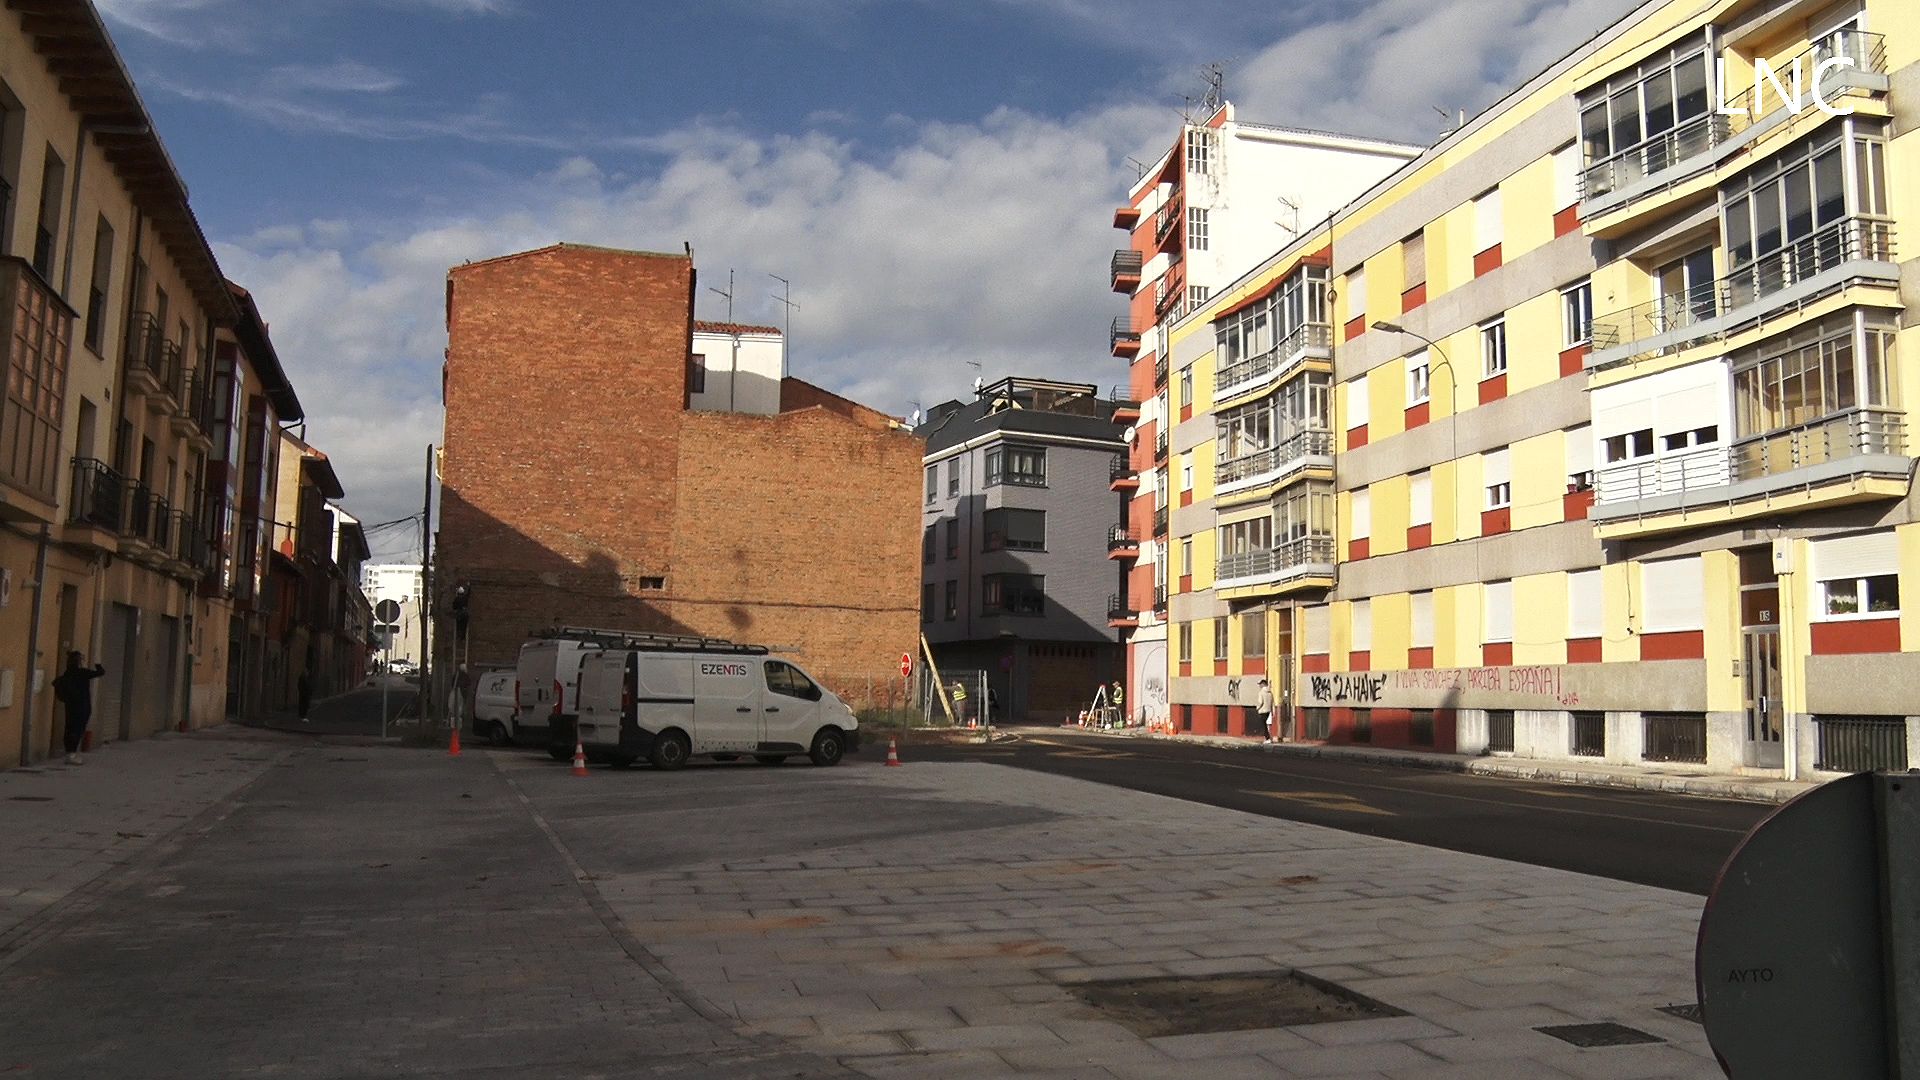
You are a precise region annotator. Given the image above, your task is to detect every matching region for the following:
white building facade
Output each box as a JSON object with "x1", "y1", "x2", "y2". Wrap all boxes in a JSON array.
[{"x1": 364, "y1": 563, "x2": 424, "y2": 668}]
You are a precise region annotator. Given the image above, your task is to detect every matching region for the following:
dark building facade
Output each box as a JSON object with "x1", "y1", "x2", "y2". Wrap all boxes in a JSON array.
[{"x1": 915, "y1": 378, "x2": 1127, "y2": 723}]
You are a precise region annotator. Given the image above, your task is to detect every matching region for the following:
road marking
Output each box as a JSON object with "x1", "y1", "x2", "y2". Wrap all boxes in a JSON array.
[
  {"x1": 1247, "y1": 790, "x2": 1396, "y2": 817},
  {"x1": 1012, "y1": 742, "x2": 1751, "y2": 834}
]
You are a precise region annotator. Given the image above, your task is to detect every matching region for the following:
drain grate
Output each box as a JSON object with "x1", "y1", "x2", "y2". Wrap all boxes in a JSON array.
[
  {"x1": 1068, "y1": 970, "x2": 1404, "y2": 1038},
  {"x1": 8, "y1": 795, "x2": 54, "y2": 802},
  {"x1": 1657, "y1": 1003, "x2": 1704, "y2": 1024},
  {"x1": 1537, "y1": 1022, "x2": 1665, "y2": 1047}
]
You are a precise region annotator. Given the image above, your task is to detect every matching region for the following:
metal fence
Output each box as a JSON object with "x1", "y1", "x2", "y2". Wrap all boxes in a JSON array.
[
  {"x1": 1643, "y1": 713, "x2": 1707, "y2": 764},
  {"x1": 1571, "y1": 712, "x2": 1606, "y2": 757},
  {"x1": 1487, "y1": 710, "x2": 1515, "y2": 753},
  {"x1": 1815, "y1": 715, "x2": 1908, "y2": 773}
]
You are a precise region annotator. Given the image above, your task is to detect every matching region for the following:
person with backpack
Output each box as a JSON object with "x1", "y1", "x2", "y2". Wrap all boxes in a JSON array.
[{"x1": 52, "y1": 652, "x2": 107, "y2": 765}]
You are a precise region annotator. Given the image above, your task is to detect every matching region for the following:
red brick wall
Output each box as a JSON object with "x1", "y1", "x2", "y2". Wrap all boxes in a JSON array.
[{"x1": 440, "y1": 244, "x2": 921, "y2": 707}]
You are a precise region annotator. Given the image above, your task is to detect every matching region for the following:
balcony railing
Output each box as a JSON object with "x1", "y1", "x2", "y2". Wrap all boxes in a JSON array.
[
  {"x1": 1110, "y1": 317, "x2": 1142, "y2": 353},
  {"x1": 1152, "y1": 504, "x2": 1168, "y2": 536},
  {"x1": 1643, "y1": 714, "x2": 1706, "y2": 763},
  {"x1": 125, "y1": 312, "x2": 175, "y2": 392},
  {"x1": 1154, "y1": 431, "x2": 1169, "y2": 460},
  {"x1": 1596, "y1": 446, "x2": 1730, "y2": 505},
  {"x1": 147, "y1": 492, "x2": 173, "y2": 553},
  {"x1": 1215, "y1": 536, "x2": 1337, "y2": 586},
  {"x1": 123, "y1": 482, "x2": 153, "y2": 543},
  {"x1": 1215, "y1": 429, "x2": 1334, "y2": 489},
  {"x1": 1815, "y1": 715, "x2": 1908, "y2": 772},
  {"x1": 1590, "y1": 217, "x2": 1895, "y2": 364},
  {"x1": 1153, "y1": 354, "x2": 1168, "y2": 386},
  {"x1": 1107, "y1": 594, "x2": 1135, "y2": 623},
  {"x1": 1580, "y1": 32, "x2": 1886, "y2": 207},
  {"x1": 1109, "y1": 456, "x2": 1135, "y2": 483},
  {"x1": 68, "y1": 457, "x2": 123, "y2": 531},
  {"x1": 1155, "y1": 198, "x2": 1182, "y2": 243},
  {"x1": 1111, "y1": 250, "x2": 1143, "y2": 291},
  {"x1": 1732, "y1": 408, "x2": 1904, "y2": 482},
  {"x1": 1107, "y1": 525, "x2": 1142, "y2": 552},
  {"x1": 1154, "y1": 583, "x2": 1167, "y2": 610},
  {"x1": 1213, "y1": 322, "x2": 1331, "y2": 398}
]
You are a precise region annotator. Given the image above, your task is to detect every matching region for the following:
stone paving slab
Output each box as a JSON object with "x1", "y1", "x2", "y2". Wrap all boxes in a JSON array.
[{"x1": 504, "y1": 754, "x2": 1726, "y2": 1078}]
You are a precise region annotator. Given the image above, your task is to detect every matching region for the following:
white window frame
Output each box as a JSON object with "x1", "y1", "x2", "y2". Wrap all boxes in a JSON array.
[
  {"x1": 1483, "y1": 580, "x2": 1514, "y2": 644},
  {"x1": 1180, "y1": 537, "x2": 1193, "y2": 576},
  {"x1": 1350, "y1": 488, "x2": 1371, "y2": 539},
  {"x1": 1562, "y1": 279, "x2": 1593, "y2": 348},
  {"x1": 1186, "y1": 129, "x2": 1216, "y2": 175},
  {"x1": 1188, "y1": 206, "x2": 1210, "y2": 251},
  {"x1": 1410, "y1": 590, "x2": 1435, "y2": 648},
  {"x1": 1409, "y1": 470, "x2": 1433, "y2": 527},
  {"x1": 1180, "y1": 455, "x2": 1194, "y2": 492},
  {"x1": 1473, "y1": 187, "x2": 1503, "y2": 252},
  {"x1": 1483, "y1": 447, "x2": 1512, "y2": 510},
  {"x1": 1350, "y1": 598, "x2": 1373, "y2": 652},
  {"x1": 1346, "y1": 376, "x2": 1370, "y2": 430},
  {"x1": 1481, "y1": 318, "x2": 1508, "y2": 377},
  {"x1": 1406, "y1": 349, "x2": 1431, "y2": 405},
  {"x1": 1568, "y1": 568, "x2": 1603, "y2": 639},
  {"x1": 1346, "y1": 266, "x2": 1367, "y2": 315},
  {"x1": 1812, "y1": 532, "x2": 1902, "y2": 621}
]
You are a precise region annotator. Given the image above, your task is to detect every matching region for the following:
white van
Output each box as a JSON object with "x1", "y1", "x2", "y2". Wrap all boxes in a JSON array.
[
  {"x1": 573, "y1": 648, "x2": 859, "y2": 769},
  {"x1": 514, "y1": 633, "x2": 614, "y2": 760},
  {"x1": 471, "y1": 670, "x2": 517, "y2": 745}
]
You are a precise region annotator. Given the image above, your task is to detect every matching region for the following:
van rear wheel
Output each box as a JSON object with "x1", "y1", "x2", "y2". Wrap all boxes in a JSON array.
[
  {"x1": 808, "y1": 728, "x2": 845, "y2": 767},
  {"x1": 649, "y1": 730, "x2": 692, "y2": 771}
]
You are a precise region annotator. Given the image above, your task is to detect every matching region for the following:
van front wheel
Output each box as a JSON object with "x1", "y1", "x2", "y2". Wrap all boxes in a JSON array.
[
  {"x1": 649, "y1": 730, "x2": 692, "y2": 771},
  {"x1": 808, "y1": 728, "x2": 846, "y2": 767}
]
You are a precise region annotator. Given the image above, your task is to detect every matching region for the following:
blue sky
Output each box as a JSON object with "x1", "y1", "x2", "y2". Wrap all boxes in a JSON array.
[{"x1": 96, "y1": 0, "x2": 1635, "y2": 560}]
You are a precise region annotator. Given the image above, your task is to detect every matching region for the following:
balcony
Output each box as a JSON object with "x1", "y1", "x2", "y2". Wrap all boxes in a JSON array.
[
  {"x1": 1589, "y1": 217, "x2": 1895, "y2": 368},
  {"x1": 1107, "y1": 594, "x2": 1139, "y2": 628},
  {"x1": 1110, "y1": 317, "x2": 1142, "y2": 358},
  {"x1": 171, "y1": 365, "x2": 215, "y2": 447},
  {"x1": 1107, "y1": 525, "x2": 1141, "y2": 560},
  {"x1": 0, "y1": 258, "x2": 76, "y2": 519},
  {"x1": 1152, "y1": 504, "x2": 1168, "y2": 536},
  {"x1": 1110, "y1": 386, "x2": 1141, "y2": 424},
  {"x1": 1153, "y1": 583, "x2": 1168, "y2": 611},
  {"x1": 67, "y1": 457, "x2": 123, "y2": 539},
  {"x1": 1154, "y1": 197, "x2": 1182, "y2": 245},
  {"x1": 1111, "y1": 250, "x2": 1143, "y2": 293},
  {"x1": 1594, "y1": 407, "x2": 1907, "y2": 534},
  {"x1": 1112, "y1": 204, "x2": 1141, "y2": 230},
  {"x1": 1153, "y1": 354, "x2": 1168, "y2": 387},
  {"x1": 1215, "y1": 429, "x2": 1334, "y2": 496},
  {"x1": 124, "y1": 313, "x2": 179, "y2": 409},
  {"x1": 1109, "y1": 455, "x2": 1139, "y2": 491},
  {"x1": 1213, "y1": 322, "x2": 1332, "y2": 402},
  {"x1": 1215, "y1": 536, "x2": 1338, "y2": 591},
  {"x1": 1154, "y1": 431, "x2": 1169, "y2": 460},
  {"x1": 1580, "y1": 31, "x2": 1887, "y2": 224}
]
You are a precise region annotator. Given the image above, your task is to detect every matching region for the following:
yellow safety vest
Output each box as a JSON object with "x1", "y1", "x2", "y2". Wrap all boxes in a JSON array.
[{"x1": 952, "y1": 684, "x2": 967, "y2": 700}]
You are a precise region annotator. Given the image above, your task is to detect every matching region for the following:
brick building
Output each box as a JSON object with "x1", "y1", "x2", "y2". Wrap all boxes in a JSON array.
[{"x1": 437, "y1": 243, "x2": 922, "y2": 710}]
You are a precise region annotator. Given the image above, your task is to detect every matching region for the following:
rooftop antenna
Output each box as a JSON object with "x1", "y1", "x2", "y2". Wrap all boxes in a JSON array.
[
  {"x1": 1199, "y1": 61, "x2": 1228, "y2": 114},
  {"x1": 1275, "y1": 194, "x2": 1301, "y2": 238},
  {"x1": 1125, "y1": 155, "x2": 1149, "y2": 181},
  {"x1": 707, "y1": 268, "x2": 734, "y2": 321},
  {"x1": 768, "y1": 273, "x2": 798, "y2": 379}
]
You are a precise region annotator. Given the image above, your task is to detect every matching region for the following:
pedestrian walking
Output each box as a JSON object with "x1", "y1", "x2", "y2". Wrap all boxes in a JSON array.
[
  {"x1": 52, "y1": 652, "x2": 106, "y2": 765},
  {"x1": 297, "y1": 671, "x2": 313, "y2": 724},
  {"x1": 1256, "y1": 678, "x2": 1277, "y2": 743},
  {"x1": 986, "y1": 686, "x2": 999, "y2": 725}
]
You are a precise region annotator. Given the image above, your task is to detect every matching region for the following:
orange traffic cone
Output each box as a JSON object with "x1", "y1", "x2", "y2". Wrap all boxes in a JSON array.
[
  {"x1": 571, "y1": 740, "x2": 589, "y2": 776},
  {"x1": 885, "y1": 736, "x2": 902, "y2": 767},
  {"x1": 449, "y1": 725, "x2": 462, "y2": 757}
]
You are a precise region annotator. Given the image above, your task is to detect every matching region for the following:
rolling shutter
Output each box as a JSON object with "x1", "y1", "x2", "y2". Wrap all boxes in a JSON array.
[
  {"x1": 1409, "y1": 472, "x2": 1433, "y2": 526},
  {"x1": 1351, "y1": 488, "x2": 1371, "y2": 539},
  {"x1": 1567, "y1": 568, "x2": 1604, "y2": 638},
  {"x1": 1410, "y1": 591, "x2": 1435, "y2": 648},
  {"x1": 1641, "y1": 557, "x2": 1704, "y2": 632},
  {"x1": 1811, "y1": 531, "x2": 1898, "y2": 581},
  {"x1": 1350, "y1": 599, "x2": 1372, "y2": 651},
  {"x1": 1483, "y1": 580, "x2": 1514, "y2": 643},
  {"x1": 1346, "y1": 376, "x2": 1370, "y2": 430},
  {"x1": 1304, "y1": 605, "x2": 1330, "y2": 654}
]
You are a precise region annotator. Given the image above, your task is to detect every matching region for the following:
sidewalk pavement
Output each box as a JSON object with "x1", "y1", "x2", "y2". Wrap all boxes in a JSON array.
[
  {"x1": 1043, "y1": 724, "x2": 1815, "y2": 804},
  {"x1": 0, "y1": 728, "x2": 290, "y2": 955},
  {"x1": 508, "y1": 752, "x2": 1731, "y2": 1079}
]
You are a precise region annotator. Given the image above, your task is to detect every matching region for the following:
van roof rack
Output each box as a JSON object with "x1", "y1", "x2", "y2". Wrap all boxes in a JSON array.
[{"x1": 533, "y1": 625, "x2": 770, "y2": 655}]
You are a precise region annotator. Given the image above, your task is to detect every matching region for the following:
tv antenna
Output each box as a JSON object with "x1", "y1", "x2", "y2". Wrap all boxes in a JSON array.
[
  {"x1": 1200, "y1": 61, "x2": 1228, "y2": 113},
  {"x1": 1275, "y1": 195, "x2": 1301, "y2": 238},
  {"x1": 768, "y1": 273, "x2": 798, "y2": 378},
  {"x1": 707, "y1": 268, "x2": 734, "y2": 320}
]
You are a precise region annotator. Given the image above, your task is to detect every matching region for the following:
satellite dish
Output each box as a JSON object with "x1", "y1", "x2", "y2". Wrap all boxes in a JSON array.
[
  {"x1": 907, "y1": 409, "x2": 922, "y2": 426},
  {"x1": 973, "y1": 376, "x2": 984, "y2": 392},
  {"x1": 1124, "y1": 425, "x2": 1138, "y2": 444}
]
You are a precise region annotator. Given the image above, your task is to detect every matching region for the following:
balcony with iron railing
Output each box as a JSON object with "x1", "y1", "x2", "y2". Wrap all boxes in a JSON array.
[
  {"x1": 67, "y1": 457, "x2": 123, "y2": 533},
  {"x1": 1214, "y1": 429, "x2": 1335, "y2": 496},
  {"x1": 1109, "y1": 455, "x2": 1139, "y2": 491},
  {"x1": 1579, "y1": 30, "x2": 1887, "y2": 220},
  {"x1": 1215, "y1": 536, "x2": 1338, "y2": 590},
  {"x1": 1154, "y1": 197, "x2": 1182, "y2": 245},
  {"x1": 1594, "y1": 407, "x2": 1907, "y2": 529},
  {"x1": 1111, "y1": 250, "x2": 1143, "y2": 293},
  {"x1": 1213, "y1": 322, "x2": 1332, "y2": 401},
  {"x1": 1153, "y1": 354, "x2": 1168, "y2": 387},
  {"x1": 1152, "y1": 503, "x2": 1168, "y2": 536},
  {"x1": 1110, "y1": 317, "x2": 1142, "y2": 357},
  {"x1": 1589, "y1": 217, "x2": 1896, "y2": 368},
  {"x1": 171, "y1": 365, "x2": 216, "y2": 444},
  {"x1": 1107, "y1": 593, "x2": 1139, "y2": 627},
  {"x1": 0, "y1": 257, "x2": 76, "y2": 513},
  {"x1": 1154, "y1": 431, "x2": 1169, "y2": 461},
  {"x1": 1107, "y1": 525, "x2": 1142, "y2": 559},
  {"x1": 124, "y1": 312, "x2": 174, "y2": 401},
  {"x1": 122, "y1": 482, "x2": 154, "y2": 546},
  {"x1": 1154, "y1": 583, "x2": 1167, "y2": 611}
]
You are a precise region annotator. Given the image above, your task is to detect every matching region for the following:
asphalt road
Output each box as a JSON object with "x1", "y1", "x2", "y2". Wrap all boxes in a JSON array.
[{"x1": 909, "y1": 729, "x2": 1773, "y2": 895}]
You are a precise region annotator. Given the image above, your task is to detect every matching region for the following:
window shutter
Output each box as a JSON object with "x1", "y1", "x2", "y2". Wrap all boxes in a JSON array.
[
  {"x1": 1351, "y1": 488, "x2": 1371, "y2": 538},
  {"x1": 1402, "y1": 232, "x2": 1426, "y2": 288},
  {"x1": 1483, "y1": 447, "x2": 1511, "y2": 487},
  {"x1": 1812, "y1": 531, "x2": 1899, "y2": 580},
  {"x1": 1553, "y1": 143, "x2": 1579, "y2": 209},
  {"x1": 1474, "y1": 188, "x2": 1503, "y2": 251},
  {"x1": 1347, "y1": 266, "x2": 1367, "y2": 313},
  {"x1": 1567, "y1": 568, "x2": 1603, "y2": 638},
  {"x1": 1483, "y1": 580, "x2": 1514, "y2": 643},
  {"x1": 1304, "y1": 605, "x2": 1330, "y2": 654},
  {"x1": 1409, "y1": 471, "x2": 1433, "y2": 526},
  {"x1": 1410, "y1": 591, "x2": 1435, "y2": 647},
  {"x1": 1350, "y1": 599, "x2": 1372, "y2": 651},
  {"x1": 1347, "y1": 377, "x2": 1370, "y2": 429},
  {"x1": 1565, "y1": 425, "x2": 1594, "y2": 477},
  {"x1": 1641, "y1": 557, "x2": 1704, "y2": 632}
]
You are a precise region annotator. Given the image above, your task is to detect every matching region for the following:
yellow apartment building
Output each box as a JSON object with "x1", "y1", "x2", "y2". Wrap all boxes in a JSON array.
[{"x1": 1165, "y1": 0, "x2": 1918, "y2": 780}]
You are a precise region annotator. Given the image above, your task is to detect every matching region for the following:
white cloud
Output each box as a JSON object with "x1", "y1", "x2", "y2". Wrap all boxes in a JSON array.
[
  {"x1": 97, "y1": 0, "x2": 513, "y2": 50},
  {"x1": 268, "y1": 60, "x2": 405, "y2": 94}
]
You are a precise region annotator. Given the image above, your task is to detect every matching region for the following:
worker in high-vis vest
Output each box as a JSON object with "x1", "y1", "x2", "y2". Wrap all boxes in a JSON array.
[
  {"x1": 951, "y1": 680, "x2": 969, "y2": 724},
  {"x1": 1111, "y1": 681, "x2": 1124, "y2": 724}
]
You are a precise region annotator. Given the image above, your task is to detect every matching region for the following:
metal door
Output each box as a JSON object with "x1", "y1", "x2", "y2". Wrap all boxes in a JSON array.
[
  {"x1": 1741, "y1": 629, "x2": 1784, "y2": 769},
  {"x1": 99, "y1": 603, "x2": 136, "y2": 742}
]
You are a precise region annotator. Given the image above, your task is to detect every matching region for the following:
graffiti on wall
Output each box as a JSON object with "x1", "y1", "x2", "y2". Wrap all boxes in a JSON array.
[
  {"x1": 1306, "y1": 672, "x2": 1388, "y2": 704},
  {"x1": 1391, "y1": 665, "x2": 1581, "y2": 707}
]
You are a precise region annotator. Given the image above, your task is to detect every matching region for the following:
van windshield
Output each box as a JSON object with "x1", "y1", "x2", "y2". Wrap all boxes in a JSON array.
[{"x1": 764, "y1": 661, "x2": 821, "y2": 701}]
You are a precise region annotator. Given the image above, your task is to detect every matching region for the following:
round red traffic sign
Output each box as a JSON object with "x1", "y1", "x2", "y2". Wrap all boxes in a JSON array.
[{"x1": 899, "y1": 652, "x2": 912, "y2": 677}]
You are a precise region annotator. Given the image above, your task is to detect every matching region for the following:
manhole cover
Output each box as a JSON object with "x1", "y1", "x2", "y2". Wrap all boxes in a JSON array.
[
  {"x1": 8, "y1": 795, "x2": 54, "y2": 802},
  {"x1": 1067, "y1": 970, "x2": 1403, "y2": 1038},
  {"x1": 1536, "y1": 1022, "x2": 1665, "y2": 1047},
  {"x1": 1658, "y1": 1003, "x2": 1704, "y2": 1024}
]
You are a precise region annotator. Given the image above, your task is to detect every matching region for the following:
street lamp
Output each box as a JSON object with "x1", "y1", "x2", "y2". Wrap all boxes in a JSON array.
[{"x1": 1372, "y1": 321, "x2": 1461, "y2": 544}]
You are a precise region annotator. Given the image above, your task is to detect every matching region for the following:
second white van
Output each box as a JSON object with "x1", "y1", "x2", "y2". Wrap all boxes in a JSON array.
[{"x1": 573, "y1": 647, "x2": 859, "y2": 769}]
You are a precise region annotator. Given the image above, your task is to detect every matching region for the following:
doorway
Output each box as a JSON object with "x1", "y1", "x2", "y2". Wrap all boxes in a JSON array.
[{"x1": 1738, "y1": 548, "x2": 1784, "y2": 769}]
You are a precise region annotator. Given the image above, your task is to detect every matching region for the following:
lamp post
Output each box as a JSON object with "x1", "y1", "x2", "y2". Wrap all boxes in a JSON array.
[{"x1": 1373, "y1": 321, "x2": 1461, "y2": 542}]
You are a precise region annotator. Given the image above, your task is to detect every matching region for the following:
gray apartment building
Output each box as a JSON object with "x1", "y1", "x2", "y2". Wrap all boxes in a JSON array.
[{"x1": 915, "y1": 378, "x2": 1127, "y2": 723}]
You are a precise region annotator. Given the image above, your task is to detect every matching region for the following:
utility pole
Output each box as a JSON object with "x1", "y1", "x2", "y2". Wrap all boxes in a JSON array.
[
  {"x1": 421, "y1": 444, "x2": 434, "y2": 724},
  {"x1": 769, "y1": 273, "x2": 797, "y2": 380}
]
